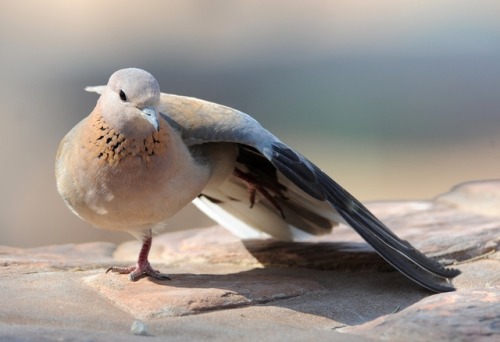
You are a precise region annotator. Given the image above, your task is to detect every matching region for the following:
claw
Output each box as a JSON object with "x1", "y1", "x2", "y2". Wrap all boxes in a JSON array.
[{"x1": 106, "y1": 263, "x2": 171, "y2": 281}]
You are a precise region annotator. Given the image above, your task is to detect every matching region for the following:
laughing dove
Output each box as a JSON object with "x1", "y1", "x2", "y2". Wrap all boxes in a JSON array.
[{"x1": 56, "y1": 68, "x2": 459, "y2": 292}]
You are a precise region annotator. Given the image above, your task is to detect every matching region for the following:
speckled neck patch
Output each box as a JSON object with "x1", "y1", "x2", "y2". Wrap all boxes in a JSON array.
[{"x1": 86, "y1": 113, "x2": 167, "y2": 165}]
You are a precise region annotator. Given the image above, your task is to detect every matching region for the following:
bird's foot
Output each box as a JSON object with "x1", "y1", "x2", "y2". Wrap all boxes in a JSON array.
[{"x1": 106, "y1": 262, "x2": 171, "y2": 281}]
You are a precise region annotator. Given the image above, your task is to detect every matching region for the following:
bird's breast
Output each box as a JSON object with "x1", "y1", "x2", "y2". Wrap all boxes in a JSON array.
[{"x1": 63, "y1": 120, "x2": 212, "y2": 232}]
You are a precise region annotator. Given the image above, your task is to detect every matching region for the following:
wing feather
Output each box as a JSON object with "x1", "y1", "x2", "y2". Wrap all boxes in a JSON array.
[
  {"x1": 159, "y1": 94, "x2": 460, "y2": 292},
  {"x1": 265, "y1": 141, "x2": 459, "y2": 292}
]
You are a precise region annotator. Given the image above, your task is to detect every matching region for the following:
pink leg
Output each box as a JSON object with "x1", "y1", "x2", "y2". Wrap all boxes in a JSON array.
[{"x1": 106, "y1": 232, "x2": 170, "y2": 281}]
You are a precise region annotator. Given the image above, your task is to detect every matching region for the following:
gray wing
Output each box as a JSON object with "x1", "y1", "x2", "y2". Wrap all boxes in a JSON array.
[{"x1": 158, "y1": 93, "x2": 460, "y2": 293}]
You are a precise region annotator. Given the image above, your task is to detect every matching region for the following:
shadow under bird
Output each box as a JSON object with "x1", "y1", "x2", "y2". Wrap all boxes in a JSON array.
[{"x1": 55, "y1": 68, "x2": 460, "y2": 292}]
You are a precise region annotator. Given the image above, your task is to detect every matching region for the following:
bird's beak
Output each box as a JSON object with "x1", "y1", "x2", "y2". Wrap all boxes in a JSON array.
[{"x1": 141, "y1": 107, "x2": 160, "y2": 131}]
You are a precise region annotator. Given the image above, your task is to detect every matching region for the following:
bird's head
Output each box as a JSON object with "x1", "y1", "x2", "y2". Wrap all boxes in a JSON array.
[{"x1": 98, "y1": 68, "x2": 161, "y2": 134}]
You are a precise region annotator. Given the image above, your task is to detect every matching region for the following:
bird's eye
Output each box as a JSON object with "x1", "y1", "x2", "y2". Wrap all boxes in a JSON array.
[{"x1": 119, "y1": 89, "x2": 128, "y2": 102}]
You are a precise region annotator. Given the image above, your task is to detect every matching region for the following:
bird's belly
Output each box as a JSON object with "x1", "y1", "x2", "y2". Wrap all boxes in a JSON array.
[{"x1": 70, "y1": 155, "x2": 210, "y2": 232}]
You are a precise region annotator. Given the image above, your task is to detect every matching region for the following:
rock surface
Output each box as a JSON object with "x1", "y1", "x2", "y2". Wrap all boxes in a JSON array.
[{"x1": 1, "y1": 180, "x2": 499, "y2": 341}]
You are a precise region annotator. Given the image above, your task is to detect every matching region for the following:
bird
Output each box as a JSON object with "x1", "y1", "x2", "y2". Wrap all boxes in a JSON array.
[{"x1": 55, "y1": 68, "x2": 460, "y2": 292}]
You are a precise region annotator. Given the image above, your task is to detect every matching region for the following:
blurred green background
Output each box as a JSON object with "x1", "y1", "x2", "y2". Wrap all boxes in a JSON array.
[{"x1": 1, "y1": 0, "x2": 499, "y2": 247}]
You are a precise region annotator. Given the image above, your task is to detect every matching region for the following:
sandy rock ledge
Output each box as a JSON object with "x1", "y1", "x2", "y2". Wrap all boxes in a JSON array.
[{"x1": 1, "y1": 180, "x2": 499, "y2": 341}]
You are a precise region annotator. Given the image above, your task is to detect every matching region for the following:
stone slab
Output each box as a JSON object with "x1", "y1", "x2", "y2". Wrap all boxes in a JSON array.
[{"x1": 1, "y1": 181, "x2": 500, "y2": 341}]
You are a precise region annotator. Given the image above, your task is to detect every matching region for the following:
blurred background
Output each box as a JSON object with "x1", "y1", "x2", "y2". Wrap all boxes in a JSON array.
[{"x1": 1, "y1": 0, "x2": 499, "y2": 247}]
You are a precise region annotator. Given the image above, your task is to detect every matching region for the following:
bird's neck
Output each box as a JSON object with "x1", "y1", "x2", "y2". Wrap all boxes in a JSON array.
[{"x1": 85, "y1": 110, "x2": 168, "y2": 166}]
